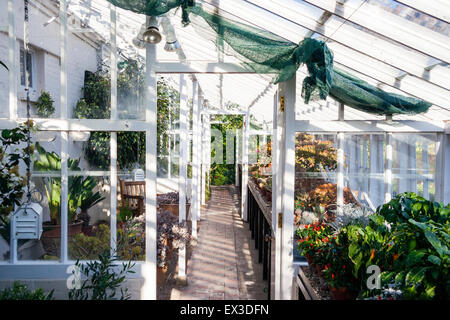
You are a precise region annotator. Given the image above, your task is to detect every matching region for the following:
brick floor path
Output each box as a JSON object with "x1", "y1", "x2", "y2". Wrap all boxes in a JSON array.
[{"x1": 173, "y1": 185, "x2": 267, "y2": 300}]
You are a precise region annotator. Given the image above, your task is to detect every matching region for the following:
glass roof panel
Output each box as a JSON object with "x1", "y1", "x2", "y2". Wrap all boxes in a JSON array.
[{"x1": 30, "y1": 0, "x2": 449, "y2": 121}]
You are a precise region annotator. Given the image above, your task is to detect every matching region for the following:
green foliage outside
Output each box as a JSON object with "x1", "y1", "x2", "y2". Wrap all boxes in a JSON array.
[
  {"x1": 0, "y1": 281, "x2": 54, "y2": 300},
  {"x1": 210, "y1": 113, "x2": 242, "y2": 186}
]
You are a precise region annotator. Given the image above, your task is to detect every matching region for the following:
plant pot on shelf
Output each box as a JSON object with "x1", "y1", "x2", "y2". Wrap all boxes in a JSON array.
[
  {"x1": 315, "y1": 264, "x2": 323, "y2": 275},
  {"x1": 158, "y1": 203, "x2": 191, "y2": 218},
  {"x1": 329, "y1": 286, "x2": 352, "y2": 300},
  {"x1": 304, "y1": 253, "x2": 314, "y2": 265},
  {"x1": 42, "y1": 220, "x2": 83, "y2": 238},
  {"x1": 157, "y1": 237, "x2": 174, "y2": 289}
]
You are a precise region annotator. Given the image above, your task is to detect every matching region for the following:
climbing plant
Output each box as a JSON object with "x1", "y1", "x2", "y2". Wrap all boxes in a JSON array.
[{"x1": 35, "y1": 91, "x2": 55, "y2": 118}]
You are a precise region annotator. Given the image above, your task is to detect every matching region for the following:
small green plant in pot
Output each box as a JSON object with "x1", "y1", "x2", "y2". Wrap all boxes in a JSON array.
[
  {"x1": 33, "y1": 143, "x2": 105, "y2": 235},
  {"x1": 35, "y1": 91, "x2": 55, "y2": 118}
]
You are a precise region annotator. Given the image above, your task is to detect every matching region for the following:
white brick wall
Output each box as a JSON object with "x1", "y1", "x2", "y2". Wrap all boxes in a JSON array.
[
  {"x1": 0, "y1": 32, "x2": 8, "y2": 118},
  {"x1": 0, "y1": 0, "x2": 99, "y2": 119},
  {"x1": 0, "y1": 1, "x2": 109, "y2": 224}
]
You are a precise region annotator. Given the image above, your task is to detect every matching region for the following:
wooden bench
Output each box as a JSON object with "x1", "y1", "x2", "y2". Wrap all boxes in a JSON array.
[{"x1": 119, "y1": 179, "x2": 145, "y2": 217}]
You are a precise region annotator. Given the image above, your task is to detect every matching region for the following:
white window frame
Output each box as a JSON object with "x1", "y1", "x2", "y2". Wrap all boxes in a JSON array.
[{"x1": 19, "y1": 47, "x2": 36, "y2": 92}]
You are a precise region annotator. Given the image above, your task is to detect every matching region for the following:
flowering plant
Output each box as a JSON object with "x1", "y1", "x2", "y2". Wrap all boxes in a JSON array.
[
  {"x1": 319, "y1": 229, "x2": 358, "y2": 293},
  {"x1": 296, "y1": 222, "x2": 333, "y2": 261}
]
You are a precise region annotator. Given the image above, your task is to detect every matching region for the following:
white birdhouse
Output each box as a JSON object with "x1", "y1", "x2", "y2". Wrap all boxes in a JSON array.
[
  {"x1": 11, "y1": 202, "x2": 43, "y2": 240},
  {"x1": 132, "y1": 168, "x2": 145, "y2": 181}
]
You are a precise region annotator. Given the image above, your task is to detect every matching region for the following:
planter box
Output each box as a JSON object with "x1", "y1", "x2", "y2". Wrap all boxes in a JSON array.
[
  {"x1": 42, "y1": 220, "x2": 83, "y2": 238},
  {"x1": 158, "y1": 204, "x2": 191, "y2": 218},
  {"x1": 329, "y1": 286, "x2": 353, "y2": 300}
]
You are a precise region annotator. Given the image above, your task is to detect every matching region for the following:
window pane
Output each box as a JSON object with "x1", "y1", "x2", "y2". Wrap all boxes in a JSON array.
[
  {"x1": 68, "y1": 132, "x2": 110, "y2": 260},
  {"x1": 117, "y1": 131, "x2": 146, "y2": 261},
  {"x1": 294, "y1": 133, "x2": 338, "y2": 226},
  {"x1": 20, "y1": 50, "x2": 25, "y2": 86},
  {"x1": 0, "y1": 36, "x2": 8, "y2": 118},
  {"x1": 68, "y1": 7, "x2": 109, "y2": 120},
  {"x1": 18, "y1": 132, "x2": 62, "y2": 261},
  {"x1": 344, "y1": 134, "x2": 385, "y2": 211},
  {"x1": 26, "y1": 52, "x2": 32, "y2": 88},
  {"x1": 392, "y1": 133, "x2": 437, "y2": 201}
]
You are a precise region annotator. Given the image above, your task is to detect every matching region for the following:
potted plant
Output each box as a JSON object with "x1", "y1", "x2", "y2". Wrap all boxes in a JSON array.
[
  {"x1": 34, "y1": 143, "x2": 104, "y2": 238},
  {"x1": 157, "y1": 192, "x2": 190, "y2": 218},
  {"x1": 35, "y1": 91, "x2": 55, "y2": 118}
]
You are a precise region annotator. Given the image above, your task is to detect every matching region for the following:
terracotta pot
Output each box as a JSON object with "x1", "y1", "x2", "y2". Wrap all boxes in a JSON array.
[
  {"x1": 157, "y1": 265, "x2": 169, "y2": 289},
  {"x1": 304, "y1": 253, "x2": 314, "y2": 265},
  {"x1": 42, "y1": 220, "x2": 83, "y2": 238},
  {"x1": 157, "y1": 238, "x2": 174, "y2": 289},
  {"x1": 82, "y1": 225, "x2": 95, "y2": 236},
  {"x1": 315, "y1": 264, "x2": 323, "y2": 275},
  {"x1": 158, "y1": 203, "x2": 191, "y2": 218},
  {"x1": 329, "y1": 286, "x2": 352, "y2": 300}
]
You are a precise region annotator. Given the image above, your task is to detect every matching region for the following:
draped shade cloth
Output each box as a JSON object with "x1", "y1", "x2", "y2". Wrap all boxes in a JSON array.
[{"x1": 106, "y1": 0, "x2": 431, "y2": 116}]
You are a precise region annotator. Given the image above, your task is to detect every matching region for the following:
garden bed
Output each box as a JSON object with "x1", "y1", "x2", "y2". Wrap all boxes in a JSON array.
[{"x1": 298, "y1": 265, "x2": 332, "y2": 300}]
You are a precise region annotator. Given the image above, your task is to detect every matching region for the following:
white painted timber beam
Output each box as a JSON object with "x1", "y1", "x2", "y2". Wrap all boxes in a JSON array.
[
  {"x1": 436, "y1": 133, "x2": 450, "y2": 204},
  {"x1": 279, "y1": 75, "x2": 296, "y2": 300},
  {"x1": 272, "y1": 90, "x2": 282, "y2": 300},
  {"x1": 241, "y1": 110, "x2": 250, "y2": 221},
  {"x1": 0, "y1": 119, "x2": 155, "y2": 131},
  {"x1": 192, "y1": 79, "x2": 201, "y2": 223},
  {"x1": 177, "y1": 74, "x2": 190, "y2": 282},
  {"x1": 394, "y1": 0, "x2": 450, "y2": 23},
  {"x1": 291, "y1": 120, "x2": 445, "y2": 133},
  {"x1": 153, "y1": 62, "x2": 254, "y2": 74},
  {"x1": 142, "y1": 20, "x2": 158, "y2": 299},
  {"x1": 301, "y1": 0, "x2": 450, "y2": 63},
  {"x1": 8, "y1": 0, "x2": 17, "y2": 120}
]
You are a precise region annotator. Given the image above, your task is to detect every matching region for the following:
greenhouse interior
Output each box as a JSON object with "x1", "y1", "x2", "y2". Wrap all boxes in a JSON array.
[{"x1": 0, "y1": 0, "x2": 449, "y2": 301}]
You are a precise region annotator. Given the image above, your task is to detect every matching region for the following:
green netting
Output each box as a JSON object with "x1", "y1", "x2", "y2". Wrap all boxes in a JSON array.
[{"x1": 106, "y1": 1, "x2": 431, "y2": 115}]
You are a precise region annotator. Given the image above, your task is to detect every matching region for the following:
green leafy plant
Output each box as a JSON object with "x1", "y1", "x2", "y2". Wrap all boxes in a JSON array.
[
  {"x1": 34, "y1": 142, "x2": 105, "y2": 225},
  {"x1": 35, "y1": 90, "x2": 55, "y2": 117},
  {"x1": 297, "y1": 192, "x2": 449, "y2": 300},
  {"x1": 374, "y1": 215, "x2": 450, "y2": 300},
  {"x1": 378, "y1": 192, "x2": 449, "y2": 225},
  {"x1": 0, "y1": 122, "x2": 34, "y2": 242},
  {"x1": 118, "y1": 203, "x2": 134, "y2": 223},
  {"x1": 0, "y1": 281, "x2": 54, "y2": 300},
  {"x1": 68, "y1": 249, "x2": 135, "y2": 300}
]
